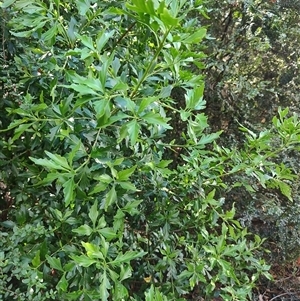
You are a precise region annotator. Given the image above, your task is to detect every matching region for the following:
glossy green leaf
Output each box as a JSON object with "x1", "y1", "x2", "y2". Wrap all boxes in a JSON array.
[
  {"x1": 96, "y1": 30, "x2": 115, "y2": 52},
  {"x1": 81, "y1": 242, "x2": 104, "y2": 259},
  {"x1": 89, "y1": 201, "x2": 99, "y2": 228},
  {"x1": 114, "y1": 281, "x2": 128, "y2": 299},
  {"x1": 118, "y1": 166, "x2": 136, "y2": 181},
  {"x1": 76, "y1": 0, "x2": 90, "y2": 15},
  {"x1": 99, "y1": 270, "x2": 110, "y2": 301},
  {"x1": 98, "y1": 227, "x2": 117, "y2": 240},
  {"x1": 56, "y1": 274, "x2": 68, "y2": 292},
  {"x1": 119, "y1": 264, "x2": 132, "y2": 281},
  {"x1": 89, "y1": 182, "x2": 109, "y2": 195},
  {"x1": 46, "y1": 255, "x2": 64, "y2": 272},
  {"x1": 63, "y1": 178, "x2": 75, "y2": 207},
  {"x1": 42, "y1": 24, "x2": 57, "y2": 43},
  {"x1": 138, "y1": 96, "x2": 156, "y2": 113},
  {"x1": 93, "y1": 100, "x2": 110, "y2": 119},
  {"x1": 117, "y1": 181, "x2": 137, "y2": 191},
  {"x1": 160, "y1": 8, "x2": 179, "y2": 27},
  {"x1": 45, "y1": 151, "x2": 71, "y2": 170},
  {"x1": 72, "y1": 224, "x2": 93, "y2": 236},
  {"x1": 103, "y1": 186, "x2": 117, "y2": 210},
  {"x1": 76, "y1": 33, "x2": 95, "y2": 50},
  {"x1": 123, "y1": 200, "x2": 142, "y2": 215},
  {"x1": 127, "y1": 120, "x2": 140, "y2": 146},
  {"x1": 142, "y1": 112, "x2": 172, "y2": 129},
  {"x1": 185, "y1": 85, "x2": 205, "y2": 110},
  {"x1": 70, "y1": 255, "x2": 97, "y2": 267},
  {"x1": 30, "y1": 157, "x2": 68, "y2": 171},
  {"x1": 111, "y1": 250, "x2": 147, "y2": 265},
  {"x1": 65, "y1": 83, "x2": 100, "y2": 95},
  {"x1": 31, "y1": 250, "x2": 40, "y2": 268}
]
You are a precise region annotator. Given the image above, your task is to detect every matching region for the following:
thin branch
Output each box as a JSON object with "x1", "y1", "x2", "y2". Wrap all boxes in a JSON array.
[{"x1": 269, "y1": 292, "x2": 296, "y2": 301}]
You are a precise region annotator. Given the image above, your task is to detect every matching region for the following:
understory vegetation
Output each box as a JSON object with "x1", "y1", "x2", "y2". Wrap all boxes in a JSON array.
[{"x1": 1, "y1": 0, "x2": 300, "y2": 300}]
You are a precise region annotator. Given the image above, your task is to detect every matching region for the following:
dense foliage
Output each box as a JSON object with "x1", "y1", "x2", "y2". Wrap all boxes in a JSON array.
[{"x1": 0, "y1": 0, "x2": 300, "y2": 300}]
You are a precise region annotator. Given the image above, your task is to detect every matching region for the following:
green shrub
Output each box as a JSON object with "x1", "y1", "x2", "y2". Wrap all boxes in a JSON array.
[{"x1": 2, "y1": 0, "x2": 300, "y2": 300}]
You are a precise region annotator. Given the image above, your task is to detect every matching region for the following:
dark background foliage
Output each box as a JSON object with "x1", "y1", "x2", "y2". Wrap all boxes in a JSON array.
[{"x1": 203, "y1": 0, "x2": 300, "y2": 262}]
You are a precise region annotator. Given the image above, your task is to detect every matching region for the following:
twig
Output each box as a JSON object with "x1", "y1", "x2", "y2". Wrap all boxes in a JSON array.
[{"x1": 269, "y1": 292, "x2": 295, "y2": 301}]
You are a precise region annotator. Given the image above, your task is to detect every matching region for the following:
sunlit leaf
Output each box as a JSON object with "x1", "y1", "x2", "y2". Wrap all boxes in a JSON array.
[
  {"x1": 31, "y1": 250, "x2": 40, "y2": 268},
  {"x1": 70, "y1": 255, "x2": 97, "y2": 267},
  {"x1": 72, "y1": 224, "x2": 93, "y2": 236}
]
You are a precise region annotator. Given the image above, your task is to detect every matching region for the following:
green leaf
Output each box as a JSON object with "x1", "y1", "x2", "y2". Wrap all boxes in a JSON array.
[
  {"x1": 183, "y1": 28, "x2": 207, "y2": 44},
  {"x1": 82, "y1": 242, "x2": 104, "y2": 259},
  {"x1": 123, "y1": 200, "x2": 142, "y2": 215},
  {"x1": 64, "y1": 83, "x2": 100, "y2": 95},
  {"x1": 145, "y1": 285, "x2": 168, "y2": 301},
  {"x1": 63, "y1": 178, "x2": 75, "y2": 207},
  {"x1": 10, "y1": 29, "x2": 34, "y2": 37},
  {"x1": 118, "y1": 166, "x2": 136, "y2": 181},
  {"x1": 11, "y1": 123, "x2": 33, "y2": 142},
  {"x1": 45, "y1": 151, "x2": 71, "y2": 170},
  {"x1": 56, "y1": 274, "x2": 68, "y2": 292},
  {"x1": 103, "y1": 186, "x2": 117, "y2": 210},
  {"x1": 94, "y1": 100, "x2": 110, "y2": 119},
  {"x1": 118, "y1": 181, "x2": 137, "y2": 191},
  {"x1": 96, "y1": 30, "x2": 115, "y2": 52},
  {"x1": 96, "y1": 174, "x2": 113, "y2": 183},
  {"x1": 276, "y1": 180, "x2": 292, "y2": 202},
  {"x1": 99, "y1": 270, "x2": 110, "y2": 301},
  {"x1": 66, "y1": 17, "x2": 77, "y2": 45},
  {"x1": 70, "y1": 255, "x2": 97, "y2": 267},
  {"x1": 46, "y1": 255, "x2": 64, "y2": 272},
  {"x1": 142, "y1": 112, "x2": 172, "y2": 129},
  {"x1": 119, "y1": 264, "x2": 132, "y2": 281},
  {"x1": 126, "y1": 1, "x2": 147, "y2": 14},
  {"x1": 199, "y1": 133, "x2": 221, "y2": 145},
  {"x1": 98, "y1": 227, "x2": 117, "y2": 240},
  {"x1": 111, "y1": 251, "x2": 147, "y2": 265},
  {"x1": 72, "y1": 224, "x2": 93, "y2": 236},
  {"x1": 89, "y1": 182, "x2": 109, "y2": 195},
  {"x1": 5, "y1": 118, "x2": 30, "y2": 131},
  {"x1": 89, "y1": 201, "x2": 99, "y2": 228},
  {"x1": 1, "y1": 0, "x2": 17, "y2": 8},
  {"x1": 114, "y1": 281, "x2": 128, "y2": 300},
  {"x1": 138, "y1": 97, "x2": 156, "y2": 113},
  {"x1": 127, "y1": 120, "x2": 140, "y2": 146},
  {"x1": 31, "y1": 250, "x2": 40, "y2": 268},
  {"x1": 99, "y1": 235, "x2": 109, "y2": 258},
  {"x1": 30, "y1": 157, "x2": 69, "y2": 171},
  {"x1": 42, "y1": 24, "x2": 58, "y2": 43},
  {"x1": 185, "y1": 85, "x2": 205, "y2": 110},
  {"x1": 160, "y1": 8, "x2": 179, "y2": 27},
  {"x1": 76, "y1": 0, "x2": 90, "y2": 15},
  {"x1": 76, "y1": 33, "x2": 95, "y2": 50}
]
